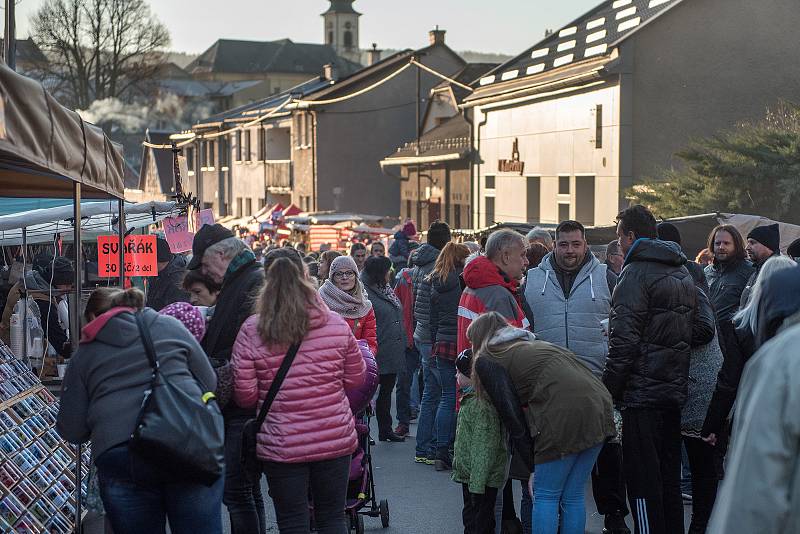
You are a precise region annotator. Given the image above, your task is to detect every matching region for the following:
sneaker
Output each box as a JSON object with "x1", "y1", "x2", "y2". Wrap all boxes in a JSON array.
[
  {"x1": 414, "y1": 456, "x2": 435, "y2": 465},
  {"x1": 394, "y1": 424, "x2": 410, "y2": 438},
  {"x1": 602, "y1": 512, "x2": 631, "y2": 534}
]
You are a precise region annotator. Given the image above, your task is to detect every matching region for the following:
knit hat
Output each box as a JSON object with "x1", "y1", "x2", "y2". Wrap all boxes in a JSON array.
[
  {"x1": 657, "y1": 222, "x2": 682, "y2": 245},
  {"x1": 788, "y1": 237, "x2": 800, "y2": 259},
  {"x1": 455, "y1": 348, "x2": 473, "y2": 378},
  {"x1": 156, "y1": 237, "x2": 173, "y2": 263},
  {"x1": 747, "y1": 223, "x2": 780, "y2": 253},
  {"x1": 402, "y1": 219, "x2": 417, "y2": 237},
  {"x1": 427, "y1": 221, "x2": 451, "y2": 251},
  {"x1": 329, "y1": 255, "x2": 359, "y2": 277},
  {"x1": 159, "y1": 302, "x2": 206, "y2": 342}
]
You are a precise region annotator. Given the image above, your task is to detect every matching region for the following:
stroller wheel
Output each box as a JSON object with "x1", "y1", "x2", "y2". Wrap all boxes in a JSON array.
[
  {"x1": 354, "y1": 513, "x2": 365, "y2": 534},
  {"x1": 379, "y1": 499, "x2": 390, "y2": 528}
]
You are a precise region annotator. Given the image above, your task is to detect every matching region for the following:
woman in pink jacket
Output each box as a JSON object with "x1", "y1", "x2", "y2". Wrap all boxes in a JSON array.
[{"x1": 232, "y1": 248, "x2": 366, "y2": 534}]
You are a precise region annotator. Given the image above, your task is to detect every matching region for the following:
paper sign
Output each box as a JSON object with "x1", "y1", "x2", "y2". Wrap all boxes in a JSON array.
[
  {"x1": 163, "y1": 215, "x2": 194, "y2": 253},
  {"x1": 97, "y1": 235, "x2": 158, "y2": 277},
  {"x1": 194, "y1": 209, "x2": 215, "y2": 229}
]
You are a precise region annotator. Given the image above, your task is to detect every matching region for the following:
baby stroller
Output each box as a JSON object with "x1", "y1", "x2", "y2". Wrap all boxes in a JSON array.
[{"x1": 311, "y1": 340, "x2": 389, "y2": 533}]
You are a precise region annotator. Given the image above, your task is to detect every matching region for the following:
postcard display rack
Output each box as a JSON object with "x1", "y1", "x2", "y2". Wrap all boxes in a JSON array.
[{"x1": 0, "y1": 340, "x2": 89, "y2": 533}]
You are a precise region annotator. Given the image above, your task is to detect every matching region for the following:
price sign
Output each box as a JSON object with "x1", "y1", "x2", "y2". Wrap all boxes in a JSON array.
[
  {"x1": 163, "y1": 215, "x2": 194, "y2": 253},
  {"x1": 97, "y1": 235, "x2": 158, "y2": 277}
]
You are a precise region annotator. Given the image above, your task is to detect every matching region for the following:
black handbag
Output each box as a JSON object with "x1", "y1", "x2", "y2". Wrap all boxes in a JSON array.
[
  {"x1": 240, "y1": 342, "x2": 301, "y2": 482},
  {"x1": 129, "y1": 312, "x2": 225, "y2": 486}
]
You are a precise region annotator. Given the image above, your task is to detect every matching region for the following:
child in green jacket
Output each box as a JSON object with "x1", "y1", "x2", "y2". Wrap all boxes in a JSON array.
[{"x1": 452, "y1": 350, "x2": 509, "y2": 534}]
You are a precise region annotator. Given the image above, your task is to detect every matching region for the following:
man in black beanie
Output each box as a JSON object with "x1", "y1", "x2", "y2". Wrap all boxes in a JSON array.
[
  {"x1": 145, "y1": 237, "x2": 190, "y2": 311},
  {"x1": 741, "y1": 223, "x2": 781, "y2": 306}
]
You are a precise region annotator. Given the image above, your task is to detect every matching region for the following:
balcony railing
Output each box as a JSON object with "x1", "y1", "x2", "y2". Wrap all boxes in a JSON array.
[{"x1": 265, "y1": 160, "x2": 292, "y2": 190}]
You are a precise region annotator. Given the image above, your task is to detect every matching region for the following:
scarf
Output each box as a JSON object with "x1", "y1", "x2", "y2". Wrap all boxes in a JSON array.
[
  {"x1": 318, "y1": 279, "x2": 373, "y2": 319},
  {"x1": 224, "y1": 248, "x2": 256, "y2": 281},
  {"x1": 380, "y1": 283, "x2": 402, "y2": 309}
]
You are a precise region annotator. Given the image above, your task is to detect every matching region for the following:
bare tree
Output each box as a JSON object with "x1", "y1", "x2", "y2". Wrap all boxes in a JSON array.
[{"x1": 31, "y1": 0, "x2": 169, "y2": 109}]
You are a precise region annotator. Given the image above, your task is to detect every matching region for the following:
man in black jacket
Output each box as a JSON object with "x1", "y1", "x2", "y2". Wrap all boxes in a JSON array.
[
  {"x1": 188, "y1": 224, "x2": 266, "y2": 534},
  {"x1": 603, "y1": 205, "x2": 715, "y2": 534},
  {"x1": 740, "y1": 223, "x2": 780, "y2": 307},
  {"x1": 704, "y1": 225, "x2": 754, "y2": 322}
]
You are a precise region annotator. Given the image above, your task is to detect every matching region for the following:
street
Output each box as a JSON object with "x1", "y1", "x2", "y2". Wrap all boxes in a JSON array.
[{"x1": 223, "y1": 412, "x2": 692, "y2": 533}]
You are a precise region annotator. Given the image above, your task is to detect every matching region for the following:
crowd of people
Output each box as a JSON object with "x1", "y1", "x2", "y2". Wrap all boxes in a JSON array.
[{"x1": 40, "y1": 206, "x2": 800, "y2": 534}]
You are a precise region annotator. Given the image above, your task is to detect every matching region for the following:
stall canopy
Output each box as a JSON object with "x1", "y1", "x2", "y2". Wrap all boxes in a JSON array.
[
  {"x1": 459, "y1": 213, "x2": 800, "y2": 258},
  {"x1": 0, "y1": 63, "x2": 125, "y2": 199},
  {"x1": 0, "y1": 200, "x2": 179, "y2": 245}
]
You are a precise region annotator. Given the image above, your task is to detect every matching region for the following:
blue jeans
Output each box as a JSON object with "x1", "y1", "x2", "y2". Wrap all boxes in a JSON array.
[
  {"x1": 414, "y1": 342, "x2": 438, "y2": 457},
  {"x1": 96, "y1": 445, "x2": 224, "y2": 534},
  {"x1": 224, "y1": 415, "x2": 267, "y2": 534},
  {"x1": 434, "y1": 356, "x2": 457, "y2": 454},
  {"x1": 532, "y1": 444, "x2": 603, "y2": 534},
  {"x1": 396, "y1": 346, "x2": 420, "y2": 425}
]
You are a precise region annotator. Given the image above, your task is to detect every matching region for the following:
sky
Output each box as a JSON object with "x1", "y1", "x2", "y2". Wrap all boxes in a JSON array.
[{"x1": 11, "y1": 0, "x2": 600, "y2": 56}]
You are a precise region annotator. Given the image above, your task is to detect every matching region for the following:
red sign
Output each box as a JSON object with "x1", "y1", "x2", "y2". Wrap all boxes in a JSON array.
[
  {"x1": 97, "y1": 235, "x2": 158, "y2": 277},
  {"x1": 163, "y1": 215, "x2": 194, "y2": 253}
]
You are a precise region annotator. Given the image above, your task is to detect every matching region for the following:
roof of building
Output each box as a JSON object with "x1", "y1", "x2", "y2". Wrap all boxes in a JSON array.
[
  {"x1": 473, "y1": 0, "x2": 682, "y2": 91},
  {"x1": 382, "y1": 114, "x2": 470, "y2": 165},
  {"x1": 0, "y1": 38, "x2": 47, "y2": 66},
  {"x1": 433, "y1": 62, "x2": 497, "y2": 102},
  {"x1": 186, "y1": 38, "x2": 362, "y2": 77},
  {"x1": 322, "y1": 0, "x2": 361, "y2": 15},
  {"x1": 159, "y1": 78, "x2": 264, "y2": 99},
  {"x1": 139, "y1": 130, "x2": 175, "y2": 194},
  {"x1": 123, "y1": 161, "x2": 140, "y2": 190}
]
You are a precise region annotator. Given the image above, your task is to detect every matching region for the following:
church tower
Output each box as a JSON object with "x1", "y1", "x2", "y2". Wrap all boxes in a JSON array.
[{"x1": 322, "y1": 0, "x2": 361, "y2": 65}]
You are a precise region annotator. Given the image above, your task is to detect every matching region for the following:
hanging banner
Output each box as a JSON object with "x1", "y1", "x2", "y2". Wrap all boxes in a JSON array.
[
  {"x1": 195, "y1": 209, "x2": 215, "y2": 230},
  {"x1": 163, "y1": 215, "x2": 194, "y2": 253},
  {"x1": 97, "y1": 235, "x2": 158, "y2": 277}
]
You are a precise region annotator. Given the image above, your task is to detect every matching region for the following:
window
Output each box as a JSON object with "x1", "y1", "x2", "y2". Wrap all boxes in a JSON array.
[
  {"x1": 236, "y1": 197, "x2": 243, "y2": 217},
  {"x1": 406, "y1": 199, "x2": 412, "y2": 219},
  {"x1": 258, "y1": 128, "x2": 266, "y2": 161},
  {"x1": 208, "y1": 141, "x2": 215, "y2": 168},
  {"x1": 558, "y1": 175, "x2": 570, "y2": 195},
  {"x1": 526, "y1": 176, "x2": 541, "y2": 222},
  {"x1": 344, "y1": 31, "x2": 353, "y2": 49},
  {"x1": 244, "y1": 130, "x2": 252, "y2": 161},
  {"x1": 485, "y1": 175, "x2": 495, "y2": 189},
  {"x1": 236, "y1": 131, "x2": 242, "y2": 161},
  {"x1": 558, "y1": 203, "x2": 570, "y2": 222},
  {"x1": 328, "y1": 31, "x2": 334, "y2": 44},
  {"x1": 595, "y1": 104, "x2": 603, "y2": 149},
  {"x1": 200, "y1": 142, "x2": 207, "y2": 168},
  {"x1": 485, "y1": 196, "x2": 495, "y2": 226},
  {"x1": 245, "y1": 198, "x2": 252, "y2": 216},
  {"x1": 219, "y1": 137, "x2": 229, "y2": 167},
  {"x1": 454, "y1": 204, "x2": 462, "y2": 229},
  {"x1": 185, "y1": 147, "x2": 194, "y2": 171},
  {"x1": 259, "y1": 198, "x2": 266, "y2": 209},
  {"x1": 575, "y1": 176, "x2": 596, "y2": 225}
]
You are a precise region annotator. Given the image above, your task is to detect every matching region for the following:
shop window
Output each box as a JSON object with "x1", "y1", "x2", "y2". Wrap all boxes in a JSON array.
[{"x1": 558, "y1": 175, "x2": 570, "y2": 195}]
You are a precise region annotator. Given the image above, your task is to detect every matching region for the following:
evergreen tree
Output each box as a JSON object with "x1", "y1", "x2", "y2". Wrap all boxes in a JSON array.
[{"x1": 628, "y1": 102, "x2": 800, "y2": 224}]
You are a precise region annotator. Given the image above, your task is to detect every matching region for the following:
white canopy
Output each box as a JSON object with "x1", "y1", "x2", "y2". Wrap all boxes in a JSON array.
[{"x1": 0, "y1": 201, "x2": 180, "y2": 245}]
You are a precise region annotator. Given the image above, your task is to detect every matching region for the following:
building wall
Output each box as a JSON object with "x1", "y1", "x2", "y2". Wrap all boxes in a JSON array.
[
  {"x1": 310, "y1": 47, "x2": 465, "y2": 217},
  {"x1": 422, "y1": 90, "x2": 459, "y2": 133},
  {"x1": 474, "y1": 83, "x2": 620, "y2": 228},
  {"x1": 629, "y1": 0, "x2": 800, "y2": 183}
]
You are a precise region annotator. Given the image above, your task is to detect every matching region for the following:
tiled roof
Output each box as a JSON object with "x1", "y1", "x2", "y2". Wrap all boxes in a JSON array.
[
  {"x1": 476, "y1": 0, "x2": 682, "y2": 89},
  {"x1": 186, "y1": 38, "x2": 362, "y2": 77},
  {"x1": 384, "y1": 114, "x2": 470, "y2": 161}
]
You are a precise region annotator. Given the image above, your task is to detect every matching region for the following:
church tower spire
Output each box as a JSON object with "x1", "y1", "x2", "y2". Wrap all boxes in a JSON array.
[{"x1": 322, "y1": 0, "x2": 361, "y2": 65}]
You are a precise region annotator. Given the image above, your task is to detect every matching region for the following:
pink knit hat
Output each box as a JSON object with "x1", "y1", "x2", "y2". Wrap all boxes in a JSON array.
[{"x1": 159, "y1": 302, "x2": 206, "y2": 341}]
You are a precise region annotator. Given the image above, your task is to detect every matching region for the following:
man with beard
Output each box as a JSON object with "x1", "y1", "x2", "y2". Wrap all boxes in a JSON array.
[
  {"x1": 740, "y1": 223, "x2": 780, "y2": 307},
  {"x1": 704, "y1": 225, "x2": 754, "y2": 323},
  {"x1": 525, "y1": 220, "x2": 629, "y2": 534}
]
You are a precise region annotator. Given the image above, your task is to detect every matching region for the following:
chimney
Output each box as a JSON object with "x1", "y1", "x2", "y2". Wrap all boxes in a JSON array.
[
  {"x1": 367, "y1": 43, "x2": 381, "y2": 66},
  {"x1": 429, "y1": 25, "x2": 446, "y2": 46},
  {"x1": 322, "y1": 63, "x2": 338, "y2": 81}
]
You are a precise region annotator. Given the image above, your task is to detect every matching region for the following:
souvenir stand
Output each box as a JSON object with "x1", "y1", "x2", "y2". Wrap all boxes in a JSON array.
[{"x1": 0, "y1": 62, "x2": 125, "y2": 533}]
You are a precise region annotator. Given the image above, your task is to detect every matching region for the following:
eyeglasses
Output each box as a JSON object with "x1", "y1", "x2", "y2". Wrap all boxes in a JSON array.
[{"x1": 333, "y1": 271, "x2": 356, "y2": 280}]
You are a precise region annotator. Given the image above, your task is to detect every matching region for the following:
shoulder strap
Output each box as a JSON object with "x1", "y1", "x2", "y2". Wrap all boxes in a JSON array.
[
  {"x1": 135, "y1": 311, "x2": 158, "y2": 372},
  {"x1": 255, "y1": 342, "x2": 301, "y2": 427}
]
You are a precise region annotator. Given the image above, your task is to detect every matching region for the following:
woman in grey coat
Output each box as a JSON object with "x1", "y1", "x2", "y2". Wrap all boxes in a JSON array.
[{"x1": 362, "y1": 255, "x2": 407, "y2": 442}]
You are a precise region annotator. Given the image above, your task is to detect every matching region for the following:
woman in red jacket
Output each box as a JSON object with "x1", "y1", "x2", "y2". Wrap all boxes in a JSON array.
[
  {"x1": 232, "y1": 249, "x2": 366, "y2": 534},
  {"x1": 318, "y1": 255, "x2": 378, "y2": 355}
]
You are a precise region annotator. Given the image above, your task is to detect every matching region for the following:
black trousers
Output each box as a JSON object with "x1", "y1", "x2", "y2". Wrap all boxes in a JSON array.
[
  {"x1": 591, "y1": 441, "x2": 629, "y2": 517},
  {"x1": 462, "y1": 484, "x2": 498, "y2": 534},
  {"x1": 377, "y1": 373, "x2": 397, "y2": 436},
  {"x1": 622, "y1": 407, "x2": 684, "y2": 534},
  {"x1": 683, "y1": 437, "x2": 720, "y2": 534},
  {"x1": 262, "y1": 454, "x2": 350, "y2": 534}
]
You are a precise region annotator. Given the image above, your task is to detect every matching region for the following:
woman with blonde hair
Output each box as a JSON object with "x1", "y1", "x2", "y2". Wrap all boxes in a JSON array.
[
  {"x1": 467, "y1": 312, "x2": 614, "y2": 534},
  {"x1": 232, "y1": 248, "x2": 366, "y2": 534},
  {"x1": 416, "y1": 242, "x2": 470, "y2": 469},
  {"x1": 57, "y1": 287, "x2": 221, "y2": 534}
]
